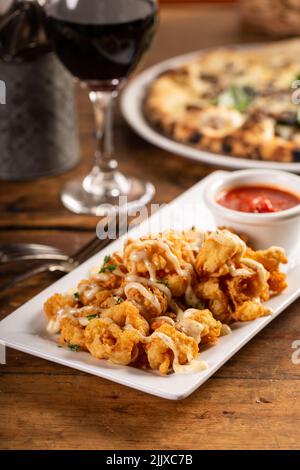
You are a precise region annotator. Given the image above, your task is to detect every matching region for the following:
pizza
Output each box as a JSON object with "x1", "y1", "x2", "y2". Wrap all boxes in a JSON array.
[{"x1": 144, "y1": 39, "x2": 300, "y2": 163}]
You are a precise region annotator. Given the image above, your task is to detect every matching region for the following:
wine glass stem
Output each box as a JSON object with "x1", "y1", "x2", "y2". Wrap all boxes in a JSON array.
[{"x1": 89, "y1": 90, "x2": 117, "y2": 173}]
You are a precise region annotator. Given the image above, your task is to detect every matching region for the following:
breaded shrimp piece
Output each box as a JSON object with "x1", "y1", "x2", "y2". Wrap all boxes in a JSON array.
[
  {"x1": 85, "y1": 318, "x2": 140, "y2": 365},
  {"x1": 240, "y1": 258, "x2": 270, "y2": 302},
  {"x1": 94, "y1": 290, "x2": 120, "y2": 308},
  {"x1": 245, "y1": 246, "x2": 288, "y2": 297},
  {"x1": 158, "y1": 229, "x2": 202, "y2": 265},
  {"x1": 181, "y1": 228, "x2": 205, "y2": 257},
  {"x1": 245, "y1": 246, "x2": 288, "y2": 272},
  {"x1": 165, "y1": 273, "x2": 188, "y2": 297},
  {"x1": 124, "y1": 282, "x2": 168, "y2": 321},
  {"x1": 209, "y1": 299, "x2": 233, "y2": 324},
  {"x1": 268, "y1": 270, "x2": 287, "y2": 296},
  {"x1": 77, "y1": 272, "x2": 122, "y2": 303},
  {"x1": 150, "y1": 314, "x2": 176, "y2": 331},
  {"x1": 102, "y1": 301, "x2": 149, "y2": 336},
  {"x1": 76, "y1": 280, "x2": 103, "y2": 306},
  {"x1": 195, "y1": 230, "x2": 246, "y2": 277},
  {"x1": 195, "y1": 309, "x2": 222, "y2": 345},
  {"x1": 226, "y1": 266, "x2": 270, "y2": 309},
  {"x1": 145, "y1": 323, "x2": 198, "y2": 375},
  {"x1": 89, "y1": 252, "x2": 126, "y2": 291},
  {"x1": 194, "y1": 278, "x2": 232, "y2": 323},
  {"x1": 44, "y1": 293, "x2": 75, "y2": 320},
  {"x1": 178, "y1": 309, "x2": 222, "y2": 345},
  {"x1": 60, "y1": 316, "x2": 87, "y2": 350},
  {"x1": 232, "y1": 301, "x2": 270, "y2": 322},
  {"x1": 123, "y1": 232, "x2": 187, "y2": 276},
  {"x1": 195, "y1": 277, "x2": 224, "y2": 301}
]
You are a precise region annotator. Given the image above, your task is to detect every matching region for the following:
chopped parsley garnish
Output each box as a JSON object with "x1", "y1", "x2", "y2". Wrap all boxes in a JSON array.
[
  {"x1": 113, "y1": 296, "x2": 124, "y2": 305},
  {"x1": 74, "y1": 292, "x2": 80, "y2": 301},
  {"x1": 86, "y1": 314, "x2": 99, "y2": 321},
  {"x1": 158, "y1": 279, "x2": 169, "y2": 287},
  {"x1": 68, "y1": 344, "x2": 80, "y2": 352},
  {"x1": 216, "y1": 85, "x2": 254, "y2": 113},
  {"x1": 99, "y1": 264, "x2": 116, "y2": 273},
  {"x1": 99, "y1": 255, "x2": 116, "y2": 273}
]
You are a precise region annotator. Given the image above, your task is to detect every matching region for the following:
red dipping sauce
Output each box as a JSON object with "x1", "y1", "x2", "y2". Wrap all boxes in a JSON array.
[{"x1": 217, "y1": 185, "x2": 300, "y2": 214}]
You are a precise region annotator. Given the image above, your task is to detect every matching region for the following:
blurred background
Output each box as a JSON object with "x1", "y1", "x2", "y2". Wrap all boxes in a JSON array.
[{"x1": 1, "y1": 0, "x2": 300, "y2": 243}]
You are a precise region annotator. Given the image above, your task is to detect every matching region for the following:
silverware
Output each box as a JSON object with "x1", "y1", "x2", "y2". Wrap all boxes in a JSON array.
[
  {"x1": 0, "y1": 236, "x2": 112, "y2": 295},
  {"x1": 0, "y1": 216, "x2": 134, "y2": 295},
  {"x1": 0, "y1": 243, "x2": 69, "y2": 264}
]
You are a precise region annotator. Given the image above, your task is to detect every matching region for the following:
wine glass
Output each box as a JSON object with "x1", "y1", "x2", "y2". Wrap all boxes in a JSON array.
[{"x1": 43, "y1": 0, "x2": 158, "y2": 215}]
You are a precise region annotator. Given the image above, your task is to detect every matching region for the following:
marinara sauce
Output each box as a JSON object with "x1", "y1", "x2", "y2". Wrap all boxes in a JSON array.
[{"x1": 217, "y1": 185, "x2": 300, "y2": 214}]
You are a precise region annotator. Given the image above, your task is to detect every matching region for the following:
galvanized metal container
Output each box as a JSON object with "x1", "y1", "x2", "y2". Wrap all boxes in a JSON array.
[{"x1": 0, "y1": 52, "x2": 79, "y2": 181}]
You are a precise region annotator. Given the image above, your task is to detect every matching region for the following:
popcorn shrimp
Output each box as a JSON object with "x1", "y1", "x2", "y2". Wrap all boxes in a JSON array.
[{"x1": 85, "y1": 318, "x2": 140, "y2": 365}]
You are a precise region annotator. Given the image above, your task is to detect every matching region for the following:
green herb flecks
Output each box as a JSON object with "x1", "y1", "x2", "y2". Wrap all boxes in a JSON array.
[
  {"x1": 74, "y1": 292, "x2": 80, "y2": 301},
  {"x1": 216, "y1": 85, "x2": 255, "y2": 113},
  {"x1": 113, "y1": 296, "x2": 124, "y2": 305},
  {"x1": 99, "y1": 264, "x2": 116, "y2": 273},
  {"x1": 68, "y1": 344, "x2": 80, "y2": 352},
  {"x1": 86, "y1": 314, "x2": 99, "y2": 321},
  {"x1": 99, "y1": 255, "x2": 116, "y2": 274}
]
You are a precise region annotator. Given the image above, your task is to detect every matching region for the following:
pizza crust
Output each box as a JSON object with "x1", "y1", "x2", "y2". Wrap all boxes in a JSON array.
[{"x1": 144, "y1": 39, "x2": 300, "y2": 163}]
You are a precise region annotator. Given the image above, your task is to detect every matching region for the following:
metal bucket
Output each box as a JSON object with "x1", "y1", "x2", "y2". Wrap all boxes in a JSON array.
[{"x1": 0, "y1": 52, "x2": 79, "y2": 181}]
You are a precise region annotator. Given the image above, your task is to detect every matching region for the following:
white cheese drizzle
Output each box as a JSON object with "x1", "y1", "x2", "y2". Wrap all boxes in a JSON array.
[
  {"x1": 125, "y1": 325, "x2": 207, "y2": 374},
  {"x1": 150, "y1": 316, "x2": 175, "y2": 326},
  {"x1": 46, "y1": 305, "x2": 100, "y2": 334},
  {"x1": 210, "y1": 229, "x2": 247, "y2": 255},
  {"x1": 78, "y1": 282, "x2": 101, "y2": 301},
  {"x1": 176, "y1": 308, "x2": 206, "y2": 344},
  {"x1": 124, "y1": 282, "x2": 161, "y2": 312},
  {"x1": 49, "y1": 228, "x2": 275, "y2": 375},
  {"x1": 125, "y1": 274, "x2": 172, "y2": 302}
]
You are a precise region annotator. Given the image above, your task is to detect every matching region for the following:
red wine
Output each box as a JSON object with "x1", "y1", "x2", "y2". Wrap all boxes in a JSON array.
[
  {"x1": 0, "y1": 1, "x2": 50, "y2": 63},
  {"x1": 45, "y1": 0, "x2": 158, "y2": 87}
]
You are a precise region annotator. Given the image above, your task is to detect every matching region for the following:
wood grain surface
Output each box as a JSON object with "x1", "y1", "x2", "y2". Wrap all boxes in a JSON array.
[{"x1": 0, "y1": 4, "x2": 299, "y2": 450}]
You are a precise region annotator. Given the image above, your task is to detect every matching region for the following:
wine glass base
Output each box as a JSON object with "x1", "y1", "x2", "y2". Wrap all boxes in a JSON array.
[{"x1": 61, "y1": 176, "x2": 155, "y2": 216}]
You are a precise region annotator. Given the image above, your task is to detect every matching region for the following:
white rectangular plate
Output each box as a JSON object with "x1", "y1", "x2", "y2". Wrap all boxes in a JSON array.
[{"x1": 1, "y1": 171, "x2": 300, "y2": 400}]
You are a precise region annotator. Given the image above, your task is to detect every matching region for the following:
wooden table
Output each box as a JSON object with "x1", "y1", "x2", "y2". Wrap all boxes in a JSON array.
[{"x1": 1, "y1": 4, "x2": 300, "y2": 450}]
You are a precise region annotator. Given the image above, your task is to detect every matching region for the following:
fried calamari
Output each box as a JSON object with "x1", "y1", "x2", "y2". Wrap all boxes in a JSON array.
[{"x1": 44, "y1": 228, "x2": 287, "y2": 374}]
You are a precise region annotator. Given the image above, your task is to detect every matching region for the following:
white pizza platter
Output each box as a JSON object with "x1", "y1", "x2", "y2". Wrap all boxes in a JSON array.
[{"x1": 121, "y1": 48, "x2": 300, "y2": 173}]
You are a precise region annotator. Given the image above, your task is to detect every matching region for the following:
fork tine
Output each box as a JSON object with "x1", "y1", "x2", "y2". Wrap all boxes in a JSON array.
[
  {"x1": 0, "y1": 262, "x2": 74, "y2": 297},
  {"x1": 0, "y1": 216, "x2": 138, "y2": 296},
  {"x1": 0, "y1": 243, "x2": 65, "y2": 265},
  {"x1": 0, "y1": 243, "x2": 64, "y2": 255}
]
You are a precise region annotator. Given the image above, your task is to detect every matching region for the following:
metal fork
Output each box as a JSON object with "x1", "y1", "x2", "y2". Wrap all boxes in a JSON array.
[
  {"x1": 0, "y1": 243, "x2": 69, "y2": 264},
  {"x1": 0, "y1": 216, "x2": 130, "y2": 295}
]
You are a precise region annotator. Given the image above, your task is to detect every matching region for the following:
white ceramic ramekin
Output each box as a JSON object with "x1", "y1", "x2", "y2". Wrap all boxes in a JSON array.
[{"x1": 204, "y1": 169, "x2": 300, "y2": 254}]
